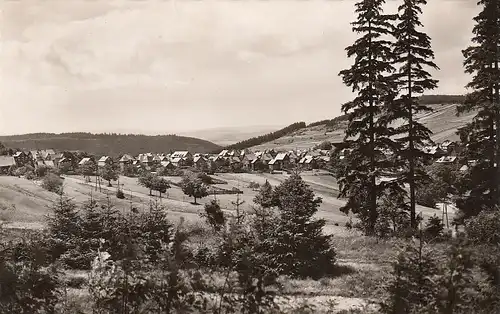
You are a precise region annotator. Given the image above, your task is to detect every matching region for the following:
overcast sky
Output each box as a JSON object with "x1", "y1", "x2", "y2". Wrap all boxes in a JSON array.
[{"x1": 0, "y1": 0, "x2": 478, "y2": 135}]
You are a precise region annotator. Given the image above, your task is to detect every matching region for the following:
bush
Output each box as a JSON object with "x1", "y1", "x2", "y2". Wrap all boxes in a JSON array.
[
  {"x1": 202, "y1": 200, "x2": 225, "y2": 231},
  {"x1": 0, "y1": 235, "x2": 61, "y2": 314},
  {"x1": 13, "y1": 165, "x2": 34, "y2": 177},
  {"x1": 423, "y1": 215, "x2": 445, "y2": 241},
  {"x1": 464, "y1": 210, "x2": 500, "y2": 245},
  {"x1": 35, "y1": 165, "x2": 51, "y2": 178},
  {"x1": 248, "y1": 181, "x2": 260, "y2": 189},
  {"x1": 42, "y1": 174, "x2": 63, "y2": 194},
  {"x1": 116, "y1": 189, "x2": 125, "y2": 199},
  {"x1": 262, "y1": 174, "x2": 337, "y2": 278}
]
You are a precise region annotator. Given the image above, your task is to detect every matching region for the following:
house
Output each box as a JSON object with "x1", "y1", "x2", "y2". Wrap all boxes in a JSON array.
[
  {"x1": 435, "y1": 156, "x2": 458, "y2": 164},
  {"x1": 58, "y1": 157, "x2": 72, "y2": 170},
  {"x1": 287, "y1": 151, "x2": 299, "y2": 164},
  {"x1": 137, "y1": 153, "x2": 153, "y2": 166},
  {"x1": 79, "y1": 157, "x2": 95, "y2": 166},
  {"x1": 42, "y1": 149, "x2": 56, "y2": 155},
  {"x1": 250, "y1": 158, "x2": 266, "y2": 171},
  {"x1": 439, "y1": 140, "x2": 459, "y2": 153},
  {"x1": 170, "y1": 157, "x2": 184, "y2": 168},
  {"x1": 241, "y1": 153, "x2": 257, "y2": 170},
  {"x1": 317, "y1": 156, "x2": 331, "y2": 168},
  {"x1": 268, "y1": 152, "x2": 290, "y2": 171},
  {"x1": 171, "y1": 151, "x2": 193, "y2": 166},
  {"x1": 193, "y1": 155, "x2": 208, "y2": 170},
  {"x1": 29, "y1": 150, "x2": 42, "y2": 161},
  {"x1": 119, "y1": 154, "x2": 134, "y2": 171},
  {"x1": 44, "y1": 160, "x2": 55, "y2": 168},
  {"x1": 218, "y1": 150, "x2": 229, "y2": 158},
  {"x1": 0, "y1": 156, "x2": 16, "y2": 173},
  {"x1": 12, "y1": 151, "x2": 31, "y2": 167},
  {"x1": 423, "y1": 145, "x2": 446, "y2": 158},
  {"x1": 152, "y1": 154, "x2": 162, "y2": 165},
  {"x1": 160, "y1": 161, "x2": 176, "y2": 170},
  {"x1": 98, "y1": 156, "x2": 112, "y2": 168},
  {"x1": 171, "y1": 151, "x2": 192, "y2": 160},
  {"x1": 298, "y1": 156, "x2": 317, "y2": 170},
  {"x1": 40, "y1": 150, "x2": 56, "y2": 160}
]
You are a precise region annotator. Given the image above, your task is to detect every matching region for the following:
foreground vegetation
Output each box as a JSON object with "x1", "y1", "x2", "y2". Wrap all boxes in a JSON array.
[{"x1": 2, "y1": 172, "x2": 499, "y2": 313}]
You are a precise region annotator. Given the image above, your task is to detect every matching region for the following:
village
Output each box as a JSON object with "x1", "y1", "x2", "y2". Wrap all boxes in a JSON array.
[{"x1": 0, "y1": 139, "x2": 464, "y2": 176}]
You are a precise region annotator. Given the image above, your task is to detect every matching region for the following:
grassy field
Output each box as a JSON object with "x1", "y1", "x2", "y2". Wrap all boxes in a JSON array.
[
  {"x1": 1, "y1": 170, "x2": 450, "y2": 234},
  {"x1": 251, "y1": 103, "x2": 477, "y2": 151}
]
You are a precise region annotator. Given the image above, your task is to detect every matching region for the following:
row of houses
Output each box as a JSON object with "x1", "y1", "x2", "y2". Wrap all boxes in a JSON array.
[
  {"x1": 0, "y1": 139, "x2": 465, "y2": 175},
  {"x1": 0, "y1": 149, "x2": 60, "y2": 172}
]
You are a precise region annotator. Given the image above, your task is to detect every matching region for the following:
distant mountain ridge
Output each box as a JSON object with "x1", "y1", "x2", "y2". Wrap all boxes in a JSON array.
[{"x1": 0, "y1": 132, "x2": 221, "y2": 157}]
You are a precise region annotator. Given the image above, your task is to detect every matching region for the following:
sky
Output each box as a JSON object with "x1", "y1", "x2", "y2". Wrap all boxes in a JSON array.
[{"x1": 0, "y1": 0, "x2": 479, "y2": 136}]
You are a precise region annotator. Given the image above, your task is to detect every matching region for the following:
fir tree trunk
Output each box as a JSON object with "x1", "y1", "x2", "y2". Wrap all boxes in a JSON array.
[
  {"x1": 408, "y1": 51, "x2": 416, "y2": 229},
  {"x1": 495, "y1": 29, "x2": 500, "y2": 207},
  {"x1": 368, "y1": 22, "x2": 377, "y2": 234}
]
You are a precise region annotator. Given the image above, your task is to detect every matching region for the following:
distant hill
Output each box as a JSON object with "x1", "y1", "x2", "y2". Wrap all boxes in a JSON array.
[
  {"x1": 0, "y1": 133, "x2": 222, "y2": 157},
  {"x1": 180, "y1": 125, "x2": 283, "y2": 146},
  {"x1": 224, "y1": 122, "x2": 307, "y2": 151},
  {"x1": 249, "y1": 94, "x2": 472, "y2": 151}
]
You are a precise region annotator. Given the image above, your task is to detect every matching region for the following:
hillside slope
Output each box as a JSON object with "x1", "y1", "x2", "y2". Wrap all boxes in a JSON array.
[
  {"x1": 0, "y1": 133, "x2": 221, "y2": 156},
  {"x1": 252, "y1": 96, "x2": 474, "y2": 151}
]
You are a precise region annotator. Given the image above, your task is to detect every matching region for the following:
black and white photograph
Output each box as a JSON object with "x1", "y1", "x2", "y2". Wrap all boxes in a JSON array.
[{"x1": 0, "y1": 0, "x2": 499, "y2": 313}]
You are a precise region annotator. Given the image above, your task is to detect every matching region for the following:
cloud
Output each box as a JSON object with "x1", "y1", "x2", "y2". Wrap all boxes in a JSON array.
[{"x1": 0, "y1": 0, "x2": 479, "y2": 135}]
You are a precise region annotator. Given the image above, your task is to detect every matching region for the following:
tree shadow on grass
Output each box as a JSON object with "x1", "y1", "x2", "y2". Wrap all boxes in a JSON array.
[{"x1": 327, "y1": 264, "x2": 357, "y2": 278}]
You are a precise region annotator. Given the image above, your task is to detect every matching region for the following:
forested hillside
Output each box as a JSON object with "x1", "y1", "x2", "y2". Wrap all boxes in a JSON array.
[
  {"x1": 250, "y1": 95, "x2": 469, "y2": 151},
  {"x1": 224, "y1": 122, "x2": 306, "y2": 150},
  {"x1": 0, "y1": 133, "x2": 221, "y2": 156}
]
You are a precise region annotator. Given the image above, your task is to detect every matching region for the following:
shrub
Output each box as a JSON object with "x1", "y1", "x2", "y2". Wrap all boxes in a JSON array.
[
  {"x1": 464, "y1": 210, "x2": 500, "y2": 245},
  {"x1": 42, "y1": 173, "x2": 63, "y2": 194},
  {"x1": 116, "y1": 189, "x2": 125, "y2": 199},
  {"x1": 35, "y1": 165, "x2": 51, "y2": 178},
  {"x1": 0, "y1": 235, "x2": 61, "y2": 314},
  {"x1": 13, "y1": 165, "x2": 34, "y2": 177},
  {"x1": 423, "y1": 215, "x2": 445, "y2": 241},
  {"x1": 197, "y1": 172, "x2": 213, "y2": 185},
  {"x1": 202, "y1": 200, "x2": 225, "y2": 231},
  {"x1": 248, "y1": 181, "x2": 260, "y2": 189},
  {"x1": 266, "y1": 174, "x2": 337, "y2": 278}
]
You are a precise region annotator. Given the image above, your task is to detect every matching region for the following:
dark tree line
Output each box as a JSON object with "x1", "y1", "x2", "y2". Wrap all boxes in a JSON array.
[{"x1": 0, "y1": 133, "x2": 221, "y2": 157}]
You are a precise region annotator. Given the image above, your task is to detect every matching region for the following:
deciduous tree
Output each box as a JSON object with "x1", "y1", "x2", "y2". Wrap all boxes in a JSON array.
[{"x1": 180, "y1": 176, "x2": 208, "y2": 204}]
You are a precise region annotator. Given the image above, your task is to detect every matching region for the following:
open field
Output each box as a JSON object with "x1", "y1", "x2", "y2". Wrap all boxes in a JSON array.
[
  {"x1": 251, "y1": 103, "x2": 477, "y2": 151},
  {"x1": 1, "y1": 170, "x2": 451, "y2": 235}
]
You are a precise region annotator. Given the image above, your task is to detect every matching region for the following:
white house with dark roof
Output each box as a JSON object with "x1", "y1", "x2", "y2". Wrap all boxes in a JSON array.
[
  {"x1": 268, "y1": 152, "x2": 290, "y2": 171},
  {"x1": 171, "y1": 151, "x2": 192, "y2": 159},
  {"x1": 0, "y1": 156, "x2": 16, "y2": 172},
  {"x1": 98, "y1": 156, "x2": 112, "y2": 168},
  {"x1": 435, "y1": 156, "x2": 458, "y2": 164}
]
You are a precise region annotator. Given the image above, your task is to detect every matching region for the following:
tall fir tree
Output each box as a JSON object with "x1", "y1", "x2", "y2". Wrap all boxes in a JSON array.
[
  {"x1": 456, "y1": 0, "x2": 500, "y2": 222},
  {"x1": 390, "y1": 0, "x2": 439, "y2": 229},
  {"x1": 338, "y1": 0, "x2": 399, "y2": 235}
]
